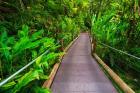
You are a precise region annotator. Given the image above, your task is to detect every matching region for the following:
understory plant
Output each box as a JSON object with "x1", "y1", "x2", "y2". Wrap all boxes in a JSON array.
[
  {"x1": 91, "y1": 0, "x2": 140, "y2": 92},
  {"x1": 0, "y1": 25, "x2": 62, "y2": 93}
]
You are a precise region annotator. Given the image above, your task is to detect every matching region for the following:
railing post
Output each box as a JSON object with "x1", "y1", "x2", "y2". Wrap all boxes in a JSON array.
[
  {"x1": 91, "y1": 35, "x2": 96, "y2": 53},
  {"x1": 89, "y1": 30, "x2": 96, "y2": 53}
]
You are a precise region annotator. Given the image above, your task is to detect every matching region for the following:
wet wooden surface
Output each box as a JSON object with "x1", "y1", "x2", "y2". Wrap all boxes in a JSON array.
[{"x1": 51, "y1": 33, "x2": 117, "y2": 93}]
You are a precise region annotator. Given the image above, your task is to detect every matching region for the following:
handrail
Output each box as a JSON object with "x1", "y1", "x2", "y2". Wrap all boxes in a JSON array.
[
  {"x1": 90, "y1": 36, "x2": 135, "y2": 93},
  {"x1": 93, "y1": 53, "x2": 135, "y2": 93},
  {"x1": 98, "y1": 42, "x2": 140, "y2": 60},
  {"x1": 0, "y1": 50, "x2": 50, "y2": 87}
]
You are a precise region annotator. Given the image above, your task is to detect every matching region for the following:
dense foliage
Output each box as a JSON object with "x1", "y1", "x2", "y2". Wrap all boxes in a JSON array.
[
  {"x1": 1, "y1": 0, "x2": 140, "y2": 92},
  {"x1": 91, "y1": 0, "x2": 140, "y2": 92},
  {"x1": 0, "y1": 0, "x2": 90, "y2": 92}
]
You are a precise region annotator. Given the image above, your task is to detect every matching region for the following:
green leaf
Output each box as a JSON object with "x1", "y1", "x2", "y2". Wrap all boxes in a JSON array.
[
  {"x1": 13, "y1": 37, "x2": 30, "y2": 55},
  {"x1": 31, "y1": 29, "x2": 44, "y2": 41},
  {"x1": 0, "y1": 31, "x2": 11, "y2": 61},
  {"x1": 18, "y1": 25, "x2": 29, "y2": 37},
  {"x1": 36, "y1": 56, "x2": 42, "y2": 66},
  {"x1": 39, "y1": 73, "x2": 48, "y2": 80},
  {"x1": 32, "y1": 50, "x2": 38, "y2": 59},
  {"x1": 1, "y1": 81, "x2": 16, "y2": 90},
  {"x1": 34, "y1": 87, "x2": 51, "y2": 93},
  {"x1": 12, "y1": 70, "x2": 39, "y2": 93}
]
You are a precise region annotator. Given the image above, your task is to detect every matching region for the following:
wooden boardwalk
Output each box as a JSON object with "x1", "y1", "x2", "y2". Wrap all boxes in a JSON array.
[{"x1": 51, "y1": 33, "x2": 117, "y2": 93}]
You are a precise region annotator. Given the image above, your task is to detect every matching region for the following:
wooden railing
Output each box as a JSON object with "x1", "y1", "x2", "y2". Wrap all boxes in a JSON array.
[{"x1": 90, "y1": 35, "x2": 135, "y2": 93}]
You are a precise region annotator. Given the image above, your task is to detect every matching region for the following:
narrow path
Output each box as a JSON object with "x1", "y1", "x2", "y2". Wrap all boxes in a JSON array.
[{"x1": 51, "y1": 33, "x2": 117, "y2": 93}]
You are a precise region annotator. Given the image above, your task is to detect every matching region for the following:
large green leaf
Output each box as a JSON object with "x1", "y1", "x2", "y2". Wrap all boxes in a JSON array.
[{"x1": 12, "y1": 70, "x2": 40, "y2": 93}]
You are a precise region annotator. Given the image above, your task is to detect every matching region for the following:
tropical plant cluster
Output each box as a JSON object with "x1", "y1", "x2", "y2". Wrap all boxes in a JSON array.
[
  {"x1": 91, "y1": 0, "x2": 140, "y2": 92},
  {"x1": 0, "y1": 0, "x2": 90, "y2": 92}
]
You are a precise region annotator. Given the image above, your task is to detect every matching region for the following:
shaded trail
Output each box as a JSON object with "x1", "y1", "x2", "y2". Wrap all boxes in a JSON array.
[{"x1": 51, "y1": 33, "x2": 117, "y2": 93}]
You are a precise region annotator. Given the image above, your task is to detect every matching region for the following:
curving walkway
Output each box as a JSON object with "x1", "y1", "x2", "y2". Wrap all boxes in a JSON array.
[{"x1": 51, "y1": 33, "x2": 117, "y2": 93}]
